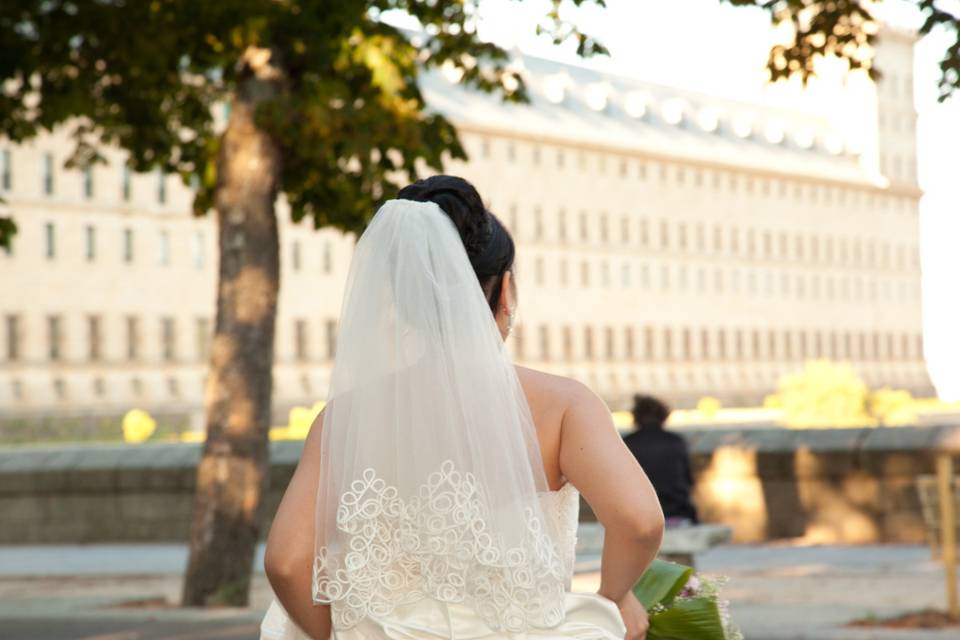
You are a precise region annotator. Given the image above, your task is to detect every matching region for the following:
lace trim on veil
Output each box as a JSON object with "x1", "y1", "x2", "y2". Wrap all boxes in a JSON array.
[{"x1": 312, "y1": 461, "x2": 567, "y2": 631}]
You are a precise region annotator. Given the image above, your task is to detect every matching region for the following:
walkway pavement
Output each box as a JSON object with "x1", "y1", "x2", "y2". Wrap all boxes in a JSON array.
[{"x1": 0, "y1": 543, "x2": 956, "y2": 639}]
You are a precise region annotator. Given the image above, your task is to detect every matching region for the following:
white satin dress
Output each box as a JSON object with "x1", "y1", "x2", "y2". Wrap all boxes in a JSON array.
[{"x1": 260, "y1": 483, "x2": 625, "y2": 640}]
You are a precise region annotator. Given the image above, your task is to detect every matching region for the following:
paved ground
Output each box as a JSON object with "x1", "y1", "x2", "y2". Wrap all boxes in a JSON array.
[{"x1": 0, "y1": 543, "x2": 956, "y2": 639}]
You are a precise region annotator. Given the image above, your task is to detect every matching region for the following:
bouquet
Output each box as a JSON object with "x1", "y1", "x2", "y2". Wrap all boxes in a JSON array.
[{"x1": 632, "y1": 559, "x2": 742, "y2": 640}]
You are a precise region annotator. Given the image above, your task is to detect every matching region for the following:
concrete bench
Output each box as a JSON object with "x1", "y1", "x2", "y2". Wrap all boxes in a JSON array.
[{"x1": 575, "y1": 522, "x2": 732, "y2": 572}]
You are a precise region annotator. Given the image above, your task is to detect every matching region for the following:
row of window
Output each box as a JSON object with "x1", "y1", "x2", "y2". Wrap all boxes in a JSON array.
[
  {"x1": 0, "y1": 149, "x2": 169, "y2": 203},
  {"x1": 8, "y1": 375, "x2": 188, "y2": 402},
  {"x1": 31, "y1": 222, "x2": 199, "y2": 267},
  {"x1": 1, "y1": 314, "x2": 340, "y2": 365},
  {"x1": 7, "y1": 359, "x2": 925, "y2": 404},
  {"x1": 10, "y1": 221, "x2": 340, "y2": 275},
  {"x1": 501, "y1": 206, "x2": 920, "y2": 271},
  {"x1": 3, "y1": 314, "x2": 208, "y2": 364},
  {"x1": 471, "y1": 137, "x2": 916, "y2": 213},
  {"x1": 3, "y1": 312, "x2": 923, "y2": 368},
  {"x1": 518, "y1": 257, "x2": 921, "y2": 302},
  {"x1": 512, "y1": 324, "x2": 924, "y2": 364}
]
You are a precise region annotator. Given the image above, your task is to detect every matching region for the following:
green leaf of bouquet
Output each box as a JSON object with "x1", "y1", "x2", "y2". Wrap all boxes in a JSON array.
[
  {"x1": 646, "y1": 596, "x2": 727, "y2": 640},
  {"x1": 632, "y1": 558, "x2": 694, "y2": 609}
]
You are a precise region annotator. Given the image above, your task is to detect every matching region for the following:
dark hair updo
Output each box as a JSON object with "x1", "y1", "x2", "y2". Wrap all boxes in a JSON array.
[{"x1": 397, "y1": 175, "x2": 515, "y2": 315}]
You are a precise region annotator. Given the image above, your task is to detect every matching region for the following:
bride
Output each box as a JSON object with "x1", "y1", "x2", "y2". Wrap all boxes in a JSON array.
[{"x1": 260, "y1": 176, "x2": 664, "y2": 640}]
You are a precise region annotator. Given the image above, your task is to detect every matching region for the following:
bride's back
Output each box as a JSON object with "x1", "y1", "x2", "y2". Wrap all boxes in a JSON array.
[{"x1": 516, "y1": 365, "x2": 590, "y2": 492}]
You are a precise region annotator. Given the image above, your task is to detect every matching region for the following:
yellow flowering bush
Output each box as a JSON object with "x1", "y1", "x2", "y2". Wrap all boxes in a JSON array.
[{"x1": 122, "y1": 409, "x2": 157, "y2": 443}]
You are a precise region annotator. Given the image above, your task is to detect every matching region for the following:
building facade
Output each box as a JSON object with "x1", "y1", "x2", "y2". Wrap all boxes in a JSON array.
[{"x1": 0, "y1": 31, "x2": 931, "y2": 429}]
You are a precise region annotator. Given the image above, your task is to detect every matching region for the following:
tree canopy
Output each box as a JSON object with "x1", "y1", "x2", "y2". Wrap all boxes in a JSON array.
[
  {"x1": 0, "y1": 1, "x2": 957, "y2": 253},
  {"x1": 0, "y1": 0, "x2": 604, "y2": 251}
]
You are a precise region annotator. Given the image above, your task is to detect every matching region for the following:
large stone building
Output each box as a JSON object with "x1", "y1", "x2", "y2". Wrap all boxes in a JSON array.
[{"x1": 0, "y1": 31, "x2": 931, "y2": 431}]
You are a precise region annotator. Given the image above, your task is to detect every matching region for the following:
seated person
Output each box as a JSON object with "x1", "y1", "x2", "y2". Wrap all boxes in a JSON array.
[{"x1": 622, "y1": 394, "x2": 699, "y2": 526}]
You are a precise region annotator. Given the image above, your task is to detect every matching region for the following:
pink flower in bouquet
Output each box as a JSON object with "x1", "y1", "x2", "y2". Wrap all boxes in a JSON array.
[{"x1": 678, "y1": 574, "x2": 701, "y2": 598}]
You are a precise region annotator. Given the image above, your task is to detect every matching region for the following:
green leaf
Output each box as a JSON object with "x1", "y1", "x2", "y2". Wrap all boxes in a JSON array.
[
  {"x1": 647, "y1": 596, "x2": 727, "y2": 640},
  {"x1": 632, "y1": 558, "x2": 694, "y2": 609}
]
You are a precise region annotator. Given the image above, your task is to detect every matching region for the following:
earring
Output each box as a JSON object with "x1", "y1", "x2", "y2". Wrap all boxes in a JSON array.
[{"x1": 505, "y1": 306, "x2": 515, "y2": 336}]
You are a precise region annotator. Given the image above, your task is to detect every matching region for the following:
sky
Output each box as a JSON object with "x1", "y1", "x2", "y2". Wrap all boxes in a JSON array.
[{"x1": 390, "y1": 0, "x2": 960, "y2": 399}]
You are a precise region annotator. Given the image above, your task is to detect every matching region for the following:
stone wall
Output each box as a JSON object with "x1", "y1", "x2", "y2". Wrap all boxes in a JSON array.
[{"x1": 2, "y1": 425, "x2": 959, "y2": 545}]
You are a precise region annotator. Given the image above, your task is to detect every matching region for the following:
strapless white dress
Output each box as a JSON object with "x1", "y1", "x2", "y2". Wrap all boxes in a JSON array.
[{"x1": 260, "y1": 483, "x2": 625, "y2": 639}]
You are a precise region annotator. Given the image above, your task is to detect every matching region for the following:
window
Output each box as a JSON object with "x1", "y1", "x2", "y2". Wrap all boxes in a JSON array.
[
  {"x1": 295, "y1": 319, "x2": 309, "y2": 361},
  {"x1": 83, "y1": 166, "x2": 94, "y2": 199},
  {"x1": 158, "y1": 230, "x2": 170, "y2": 265},
  {"x1": 583, "y1": 326, "x2": 594, "y2": 359},
  {"x1": 1, "y1": 149, "x2": 11, "y2": 190},
  {"x1": 157, "y1": 170, "x2": 167, "y2": 204},
  {"x1": 645, "y1": 327, "x2": 656, "y2": 360},
  {"x1": 539, "y1": 325, "x2": 550, "y2": 361},
  {"x1": 291, "y1": 239, "x2": 302, "y2": 271},
  {"x1": 326, "y1": 319, "x2": 337, "y2": 359},
  {"x1": 681, "y1": 328, "x2": 692, "y2": 360},
  {"x1": 532, "y1": 145, "x2": 541, "y2": 165},
  {"x1": 480, "y1": 137, "x2": 490, "y2": 158},
  {"x1": 746, "y1": 229, "x2": 756, "y2": 256},
  {"x1": 513, "y1": 324, "x2": 525, "y2": 359},
  {"x1": 506, "y1": 142, "x2": 516, "y2": 162},
  {"x1": 562, "y1": 326, "x2": 574, "y2": 360},
  {"x1": 84, "y1": 225, "x2": 96, "y2": 261},
  {"x1": 621, "y1": 215, "x2": 631, "y2": 244},
  {"x1": 48, "y1": 315, "x2": 63, "y2": 361},
  {"x1": 621, "y1": 262, "x2": 632, "y2": 287},
  {"x1": 196, "y1": 317, "x2": 211, "y2": 361},
  {"x1": 663, "y1": 328, "x2": 673, "y2": 361},
  {"x1": 534, "y1": 207, "x2": 544, "y2": 240},
  {"x1": 123, "y1": 228, "x2": 134, "y2": 263},
  {"x1": 624, "y1": 327, "x2": 635, "y2": 359},
  {"x1": 43, "y1": 153, "x2": 54, "y2": 195},
  {"x1": 579, "y1": 211, "x2": 589, "y2": 242},
  {"x1": 322, "y1": 241, "x2": 333, "y2": 274},
  {"x1": 534, "y1": 257, "x2": 545, "y2": 285},
  {"x1": 122, "y1": 166, "x2": 131, "y2": 202},
  {"x1": 161, "y1": 317, "x2": 176, "y2": 361},
  {"x1": 508, "y1": 205, "x2": 520, "y2": 235},
  {"x1": 192, "y1": 231, "x2": 205, "y2": 268},
  {"x1": 640, "y1": 219, "x2": 650, "y2": 247},
  {"x1": 85, "y1": 315, "x2": 102, "y2": 361},
  {"x1": 126, "y1": 316, "x2": 140, "y2": 361},
  {"x1": 556, "y1": 149, "x2": 565, "y2": 169},
  {"x1": 559, "y1": 259, "x2": 569, "y2": 287},
  {"x1": 5, "y1": 314, "x2": 20, "y2": 361},
  {"x1": 45, "y1": 222, "x2": 56, "y2": 259},
  {"x1": 599, "y1": 213, "x2": 609, "y2": 243},
  {"x1": 603, "y1": 327, "x2": 614, "y2": 359},
  {"x1": 660, "y1": 220, "x2": 670, "y2": 249},
  {"x1": 580, "y1": 260, "x2": 590, "y2": 287},
  {"x1": 558, "y1": 209, "x2": 568, "y2": 243}
]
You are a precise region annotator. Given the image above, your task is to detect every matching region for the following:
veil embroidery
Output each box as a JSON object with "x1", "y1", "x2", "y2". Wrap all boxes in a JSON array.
[{"x1": 311, "y1": 199, "x2": 567, "y2": 631}]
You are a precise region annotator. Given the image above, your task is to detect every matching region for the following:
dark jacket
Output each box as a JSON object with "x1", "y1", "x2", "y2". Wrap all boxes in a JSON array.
[{"x1": 622, "y1": 424, "x2": 698, "y2": 523}]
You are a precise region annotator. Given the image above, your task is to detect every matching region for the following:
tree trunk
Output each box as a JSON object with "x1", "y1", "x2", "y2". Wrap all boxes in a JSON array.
[{"x1": 182, "y1": 47, "x2": 284, "y2": 607}]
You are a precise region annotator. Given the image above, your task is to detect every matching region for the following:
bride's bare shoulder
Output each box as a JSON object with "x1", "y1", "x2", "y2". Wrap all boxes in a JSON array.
[{"x1": 514, "y1": 365, "x2": 597, "y2": 409}]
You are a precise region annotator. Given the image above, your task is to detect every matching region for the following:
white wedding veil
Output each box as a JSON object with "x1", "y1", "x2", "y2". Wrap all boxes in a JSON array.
[{"x1": 312, "y1": 198, "x2": 567, "y2": 631}]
